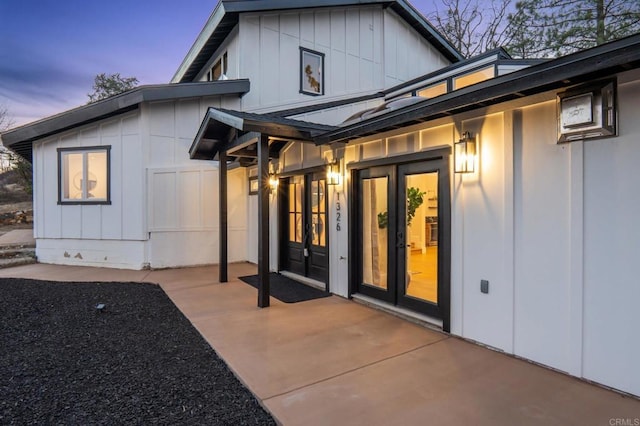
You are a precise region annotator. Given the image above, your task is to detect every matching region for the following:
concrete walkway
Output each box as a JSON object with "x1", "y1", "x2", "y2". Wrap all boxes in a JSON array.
[{"x1": 1, "y1": 263, "x2": 638, "y2": 425}]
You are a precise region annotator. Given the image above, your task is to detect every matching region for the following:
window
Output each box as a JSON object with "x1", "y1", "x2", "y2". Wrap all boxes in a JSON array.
[
  {"x1": 207, "y1": 52, "x2": 228, "y2": 81},
  {"x1": 300, "y1": 47, "x2": 324, "y2": 96},
  {"x1": 417, "y1": 81, "x2": 447, "y2": 98},
  {"x1": 58, "y1": 146, "x2": 110, "y2": 204},
  {"x1": 453, "y1": 66, "x2": 495, "y2": 90}
]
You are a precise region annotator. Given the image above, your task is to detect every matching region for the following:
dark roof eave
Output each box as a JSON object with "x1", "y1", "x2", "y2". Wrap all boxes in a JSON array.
[
  {"x1": 189, "y1": 107, "x2": 338, "y2": 160},
  {"x1": 1, "y1": 80, "x2": 251, "y2": 154},
  {"x1": 316, "y1": 34, "x2": 640, "y2": 144}
]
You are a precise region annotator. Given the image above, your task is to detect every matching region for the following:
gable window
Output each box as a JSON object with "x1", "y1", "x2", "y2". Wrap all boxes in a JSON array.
[
  {"x1": 58, "y1": 146, "x2": 111, "y2": 204},
  {"x1": 300, "y1": 47, "x2": 324, "y2": 96},
  {"x1": 207, "y1": 52, "x2": 228, "y2": 81}
]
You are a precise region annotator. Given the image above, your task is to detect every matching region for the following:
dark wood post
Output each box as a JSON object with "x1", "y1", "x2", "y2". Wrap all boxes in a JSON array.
[
  {"x1": 257, "y1": 134, "x2": 270, "y2": 307},
  {"x1": 219, "y1": 148, "x2": 228, "y2": 283}
]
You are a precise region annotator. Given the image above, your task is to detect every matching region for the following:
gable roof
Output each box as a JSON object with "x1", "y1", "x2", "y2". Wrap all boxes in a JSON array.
[
  {"x1": 1, "y1": 80, "x2": 250, "y2": 162},
  {"x1": 171, "y1": 0, "x2": 462, "y2": 83}
]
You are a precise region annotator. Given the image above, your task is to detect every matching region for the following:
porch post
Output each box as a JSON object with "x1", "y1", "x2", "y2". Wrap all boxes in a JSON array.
[
  {"x1": 219, "y1": 148, "x2": 228, "y2": 283},
  {"x1": 257, "y1": 134, "x2": 270, "y2": 307}
]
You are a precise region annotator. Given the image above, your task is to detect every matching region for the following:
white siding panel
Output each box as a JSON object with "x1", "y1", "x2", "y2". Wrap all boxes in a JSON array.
[
  {"x1": 281, "y1": 13, "x2": 299, "y2": 38},
  {"x1": 202, "y1": 169, "x2": 217, "y2": 229},
  {"x1": 459, "y1": 114, "x2": 513, "y2": 351},
  {"x1": 101, "y1": 135, "x2": 122, "y2": 239},
  {"x1": 179, "y1": 170, "x2": 202, "y2": 228},
  {"x1": 345, "y1": 9, "x2": 359, "y2": 56},
  {"x1": 260, "y1": 27, "x2": 280, "y2": 105},
  {"x1": 383, "y1": 9, "x2": 450, "y2": 88},
  {"x1": 315, "y1": 11, "x2": 331, "y2": 48},
  {"x1": 149, "y1": 103, "x2": 175, "y2": 137},
  {"x1": 300, "y1": 12, "x2": 314, "y2": 43},
  {"x1": 151, "y1": 172, "x2": 177, "y2": 229},
  {"x1": 122, "y1": 134, "x2": 145, "y2": 240},
  {"x1": 239, "y1": 5, "x2": 436, "y2": 112},
  {"x1": 582, "y1": 80, "x2": 640, "y2": 397},
  {"x1": 81, "y1": 205, "x2": 102, "y2": 240},
  {"x1": 514, "y1": 102, "x2": 572, "y2": 372},
  {"x1": 149, "y1": 135, "x2": 175, "y2": 166}
]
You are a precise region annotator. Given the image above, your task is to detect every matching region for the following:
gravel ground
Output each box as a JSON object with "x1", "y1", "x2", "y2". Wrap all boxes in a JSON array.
[{"x1": 0, "y1": 278, "x2": 276, "y2": 425}]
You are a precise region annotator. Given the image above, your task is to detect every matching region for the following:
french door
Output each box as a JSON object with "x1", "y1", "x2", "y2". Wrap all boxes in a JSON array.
[
  {"x1": 354, "y1": 158, "x2": 450, "y2": 327},
  {"x1": 280, "y1": 172, "x2": 328, "y2": 283}
]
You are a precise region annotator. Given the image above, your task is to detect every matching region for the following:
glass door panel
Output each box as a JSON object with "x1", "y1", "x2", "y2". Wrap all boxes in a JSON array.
[
  {"x1": 404, "y1": 172, "x2": 439, "y2": 304},
  {"x1": 361, "y1": 176, "x2": 389, "y2": 290}
]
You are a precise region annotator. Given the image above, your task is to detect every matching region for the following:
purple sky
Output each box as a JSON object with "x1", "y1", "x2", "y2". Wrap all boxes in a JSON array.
[{"x1": 0, "y1": 0, "x2": 439, "y2": 127}]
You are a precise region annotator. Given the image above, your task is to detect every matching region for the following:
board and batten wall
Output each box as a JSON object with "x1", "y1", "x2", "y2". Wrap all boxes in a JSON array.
[
  {"x1": 144, "y1": 96, "x2": 248, "y2": 268},
  {"x1": 238, "y1": 6, "x2": 450, "y2": 113},
  {"x1": 279, "y1": 68, "x2": 639, "y2": 396},
  {"x1": 33, "y1": 111, "x2": 147, "y2": 269}
]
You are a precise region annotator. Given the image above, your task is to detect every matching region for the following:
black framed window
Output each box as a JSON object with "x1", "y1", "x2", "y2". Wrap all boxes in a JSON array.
[
  {"x1": 57, "y1": 146, "x2": 111, "y2": 205},
  {"x1": 300, "y1": 47, "x2": 324, "y2": 96}
]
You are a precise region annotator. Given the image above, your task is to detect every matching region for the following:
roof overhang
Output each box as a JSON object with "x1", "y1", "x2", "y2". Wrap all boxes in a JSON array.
[
  {"x1": 190, "y1": 108, "x2": 337, "y2": 162},
  {"x1": 316, "y1": 33, "x2": 640, "y2": 144},
  {"x1": 172, "y1": 0, "x2": 461, "y2": 83},
  {"x1": 1, "y1": 80, "x2": 250, "y2": 162}
]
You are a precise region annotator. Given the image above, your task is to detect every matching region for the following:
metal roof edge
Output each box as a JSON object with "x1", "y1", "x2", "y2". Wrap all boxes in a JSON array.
[
  {"x1": 171, "y1": 1, "x2": 228, "y2": 83},
  {"x1": 1, "y1": 80, "x2": 251, "y2": 148},
  {"x1": 316, "y1": 33, "x2": 640, "y2": 144}
]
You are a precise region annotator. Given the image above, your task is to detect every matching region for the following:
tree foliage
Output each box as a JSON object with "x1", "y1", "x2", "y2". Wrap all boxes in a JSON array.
[
  {"x1": 429, "y1": 0, "x2": 516, "y2": 58},
  {"x1": 430, "y1": 0, "x2": 640, "y2": 59},
  {"x1": 507, "y1": 0, "x2": 640, "y2": 57},
  {"x1": 0, "y1": 105, "x2": 32, "y2": 196},
  {"x1": 87, "y1": 73, "x2": 139, "y2": 103}
]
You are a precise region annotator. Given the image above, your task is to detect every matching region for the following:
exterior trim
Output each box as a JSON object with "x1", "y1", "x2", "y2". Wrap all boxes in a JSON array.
[
  {"x1": 57, "y1": 145, "x2": 112, "y2": 206},
  {"x1": 2, "y1": 80, "x2": 251, "y2": 162}
]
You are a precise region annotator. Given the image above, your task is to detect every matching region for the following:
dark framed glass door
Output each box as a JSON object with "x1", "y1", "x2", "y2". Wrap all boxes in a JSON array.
[
  {"x1": 354, "y1": 158, "x2": 450, "y2": 325},
  {"x1": 281, "y1": 172, "x2": 328, "y2": 283}
]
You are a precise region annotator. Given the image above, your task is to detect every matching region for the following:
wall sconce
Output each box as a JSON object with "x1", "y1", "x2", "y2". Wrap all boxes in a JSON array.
[
  {"x1": 268, "y1": 173, "x2": 279, "y2": 193},
  {"x1": 454, "y1": 131, "x2": 476, "y2": 173},
  {"x1": 327, "y1": 161, "x2": 341, "y2": 185}
]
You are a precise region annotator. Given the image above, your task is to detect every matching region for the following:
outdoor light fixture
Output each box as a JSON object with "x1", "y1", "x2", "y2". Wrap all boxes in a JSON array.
[
  {"x1": 327, "y1": 160, "x2": 341, "y2": 185},
  {"x1": 454, "y1": 131, "x2": 476, "y2": 173},
  {"x1": 268, "y1": 173, "x2": 279, "y2": 193}
]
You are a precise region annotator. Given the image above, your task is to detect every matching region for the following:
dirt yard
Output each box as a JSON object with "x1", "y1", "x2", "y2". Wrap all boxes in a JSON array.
[{"x1": 0, "y1": 201, "x2": 32, "y2": 238}]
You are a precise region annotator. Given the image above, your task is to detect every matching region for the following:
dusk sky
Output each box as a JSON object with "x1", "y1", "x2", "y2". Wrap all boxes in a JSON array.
[{"x1": 0, "y1": 0, "x2": 439, "y2": 128}]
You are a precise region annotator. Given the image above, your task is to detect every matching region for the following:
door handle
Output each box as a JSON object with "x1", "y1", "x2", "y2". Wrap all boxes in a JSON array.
[{"x1": 396, "y1": 231, "x2": 405, "y2": 248}]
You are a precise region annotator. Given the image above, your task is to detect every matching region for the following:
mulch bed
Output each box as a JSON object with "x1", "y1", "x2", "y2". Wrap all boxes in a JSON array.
[{"x1": 0, "y1": 278, "x2": 276, "y2": 425}]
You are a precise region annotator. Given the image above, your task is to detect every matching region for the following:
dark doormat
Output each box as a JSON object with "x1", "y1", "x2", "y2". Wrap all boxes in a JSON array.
[{"x1": 238, "y1": 273, "x2": 331, "y2": 303}]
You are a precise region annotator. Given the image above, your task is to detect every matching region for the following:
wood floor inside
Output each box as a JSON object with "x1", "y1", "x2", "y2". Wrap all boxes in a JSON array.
[{"x1": 406, "y1": 246, "x2": 438, "y2": 303}]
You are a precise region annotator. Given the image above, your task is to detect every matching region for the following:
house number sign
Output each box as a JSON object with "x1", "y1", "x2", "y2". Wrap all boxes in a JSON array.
[{"x1": 335, "y1": 193, "x2": 342, "y2": 232}]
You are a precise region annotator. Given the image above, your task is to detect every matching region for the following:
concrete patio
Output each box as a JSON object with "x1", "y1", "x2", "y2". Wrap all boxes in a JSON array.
[{"x1": 1, "y1": 262, "x2": 638, "y2": 425}]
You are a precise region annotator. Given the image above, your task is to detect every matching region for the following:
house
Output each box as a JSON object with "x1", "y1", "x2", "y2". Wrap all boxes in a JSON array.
[{"x1": 2, "y1": 0, "x2": 639, "y2": 398}]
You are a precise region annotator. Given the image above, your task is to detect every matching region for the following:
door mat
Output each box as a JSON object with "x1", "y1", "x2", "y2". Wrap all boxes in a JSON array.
[{"x1": 238, "y1": 273, "x2": 331, "y2": 303}]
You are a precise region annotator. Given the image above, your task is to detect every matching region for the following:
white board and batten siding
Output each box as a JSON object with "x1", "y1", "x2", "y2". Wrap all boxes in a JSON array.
[
  {"x1": 33, "y1": 112, "x2": 146, "y2": 269},
  {"x1": 144, "y1": 96, "x2": 249, "y2": 268},
  {"x1": 328, "y1": 69, "x2": 640, "y2": 397},
  {"x1": 238, "y1": 6, "x2": 450, "y2": 114}
]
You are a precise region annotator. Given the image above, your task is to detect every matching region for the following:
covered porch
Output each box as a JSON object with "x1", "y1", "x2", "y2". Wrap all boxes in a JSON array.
[{"x1": 189, "y1": 108, "x2": 337, "y2": 308}]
